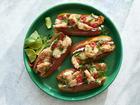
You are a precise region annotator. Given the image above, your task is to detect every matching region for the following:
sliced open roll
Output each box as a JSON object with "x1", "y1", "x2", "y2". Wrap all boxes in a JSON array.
[
  {"x1": 33, "y1": 32, "x2": 72, "y2": 77},
  {"x1": 57, "y1": 63, "x2": 107, "y2": 93},
  {"x1": 71, "y1": 35, "x2": 115, "y2": 69},
  {"x1": 54, "y1": 13, "x2": 105, "y2": 36}
]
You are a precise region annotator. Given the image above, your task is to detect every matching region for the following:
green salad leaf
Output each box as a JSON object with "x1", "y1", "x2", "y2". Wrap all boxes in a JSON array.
[
  {"x1": 35, "y1": 34, "x2": 52, "y2": 55},
  {"x1": 24, "y1": 21, "x2": 53, "y2": 63},
  {"x1": 24, "y1": 31, "x2": 52, "y2": 62}
]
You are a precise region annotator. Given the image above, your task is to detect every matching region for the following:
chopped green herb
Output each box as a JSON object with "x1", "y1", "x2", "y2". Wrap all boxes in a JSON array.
[
  {"x1": 74, "y1": 52, "x2": 80, "y2": 56},
  {"x1": 89, "y1": 18, "x2": 94, "y2": 22},
  {"x1": 88, "y1": 64, "x2": 96, "y2": 72},
  {"x1": 52, "y1": 38, "x2": 58, "y2": 45},
  {"x1": 42, "y1": 35, "x2": 52, "y2": 48},
  {"x1": 95, "y1": 79, "x2": 100, "y2": 84},
  {"x1": 97, "y1": 46, "x2": 102, "y2": 52},
  {"x1": 100, "y1": 25, "x2": 110, "y2": 35},
  {"x1": 52, "y1": 32, "x2": 61, "y2": 40},
  {"x1": 59, "y1": 47, "x2": 64, "y2": 51},
  {"x1": 98, "y1": 71, "x2": 106, "y2": 77},
  {"x1": 91, "y1": 13, "x2": 95, "y2": 17},
  {"x1": 60, "y1": 77, "x2": 69, "y2": 85},
  {"x1": 42, "y1": 34, "x2": 52, "y2": 43},
  {"x1": 91, "y1": 13, "x2": 98, "y2": 18},
  {"x1": 62, "y1": 19, "x2": 68, "y2": 23},
  {"x1": 82, "y1": 71, "x2": 88, "y2": 84},
  {"x1": 89, "y1": 67, "x2": 96, "y2": 73},
  {"x1": 79, "y1": 64, "x2": 83, "y2": 68}
]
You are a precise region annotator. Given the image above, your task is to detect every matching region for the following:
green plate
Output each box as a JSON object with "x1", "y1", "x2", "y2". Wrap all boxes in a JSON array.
[{"x1": 23, "y1": 3, "x2": 122, "y2": 101}]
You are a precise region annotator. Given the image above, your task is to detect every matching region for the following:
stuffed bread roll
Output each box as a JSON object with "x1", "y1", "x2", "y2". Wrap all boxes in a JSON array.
[
  {"x1": 57, "y1": 63, "x2": 107, "y2": 93},
  {"x1": 54, "y1": 13, "x2": 104, "y2": 36},
  {"x1": 71, "y1": 35, "x2": 115, "y2": 69},
  {"x1": 33, "y1": 32, "x2": 72, "y2": 77}
]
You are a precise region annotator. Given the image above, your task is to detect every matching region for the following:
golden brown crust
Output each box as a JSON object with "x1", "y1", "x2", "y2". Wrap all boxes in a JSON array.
[
  {"x1": 59, "y1": 82, "x2": 102, "y2": 93},
  {"x1": 71, "y1": 35, "x2": 112, "y2": 54},
  {"x1": 55, "y1": 28, "x2": 101, "y2": 36},
  {"x1": 33, "y1": 33, "x2": 72, "y2": 78},
  {"x1": 57, "y1": 13, "x2": 104, "y2": 26},
  {"x1": 55, "y1": 13, "x2": 104, "y2": 36},
  {"x1": 57, "y1": 63, "x2": 106, "y2": 80},
  {"x1": 34, "y1": 46, "x2": 72, "y2": 77},
  {"x1": 56, "y1": 67, "x2": 106, "y2": 93}
]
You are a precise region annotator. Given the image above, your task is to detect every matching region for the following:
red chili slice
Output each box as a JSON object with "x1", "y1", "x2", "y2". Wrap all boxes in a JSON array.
[
  {"x1": 80, "y1": 15, "x2": 87, "y2": 22},
  {"x1": 76, "y1": 75, "x2": 83, "y2": 83},
  {"x1": 69, "y1": 19, "x2": 76, "y2": 25},
  {"x1": 89, "y1": 42, "x2": 96, "y2": 48},
  {"x1": 52, "y1": 43, "x2": 58, "y2": 50},
  {"x1": 59, "y1": 33, "x2": 65, "y2": 40},
  {"x1": 93, "y1": 72, "x2": 98, "y2": 79},
  {"x1": 57, "y1": 15, "x2": 64, "y2": 20},
  {"x1": 90, "y1": 23, "x2": 98, "y2": 28}
]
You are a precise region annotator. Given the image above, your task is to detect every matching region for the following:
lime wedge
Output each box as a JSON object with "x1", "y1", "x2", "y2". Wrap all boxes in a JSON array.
[
  {"x1": 25, "y1": 49, "x2": 37, "y2": 63},
  {"x1": 45, "y1": 17, "x2": 52, "y2": 29},
  {"x1": 28, "y1": 38, "x2": 43, "y2": 50},
  {"x1": 25, "y1": 31, "x2": 43, "y2": 50}
]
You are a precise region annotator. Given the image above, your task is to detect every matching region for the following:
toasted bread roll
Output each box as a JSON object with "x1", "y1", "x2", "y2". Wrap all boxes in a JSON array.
[
  {"x1": 71, "y1": 35, "x2": 115, "y2": 69},
  {"x1": 33, "y1": 32, "x2": 72, "y2": 77},
  {"x1": 54, "y1": 13, "x2": 104, "y2": 36},
  {"x1": 57, "y1": 63, "x2": 107, "y2": 93}
]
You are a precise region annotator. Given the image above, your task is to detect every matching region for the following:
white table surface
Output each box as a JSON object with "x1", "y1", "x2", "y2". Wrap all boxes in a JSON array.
[{"x1": 0, "y1": 0, "x2": 140, "y2": 105}]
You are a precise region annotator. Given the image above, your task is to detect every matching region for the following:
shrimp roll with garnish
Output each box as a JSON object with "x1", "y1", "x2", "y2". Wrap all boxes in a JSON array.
[
  {"x1": 57, "y1": 63, "x2": 107, "y2": 93},
  {"x1": 71, "y1": 35, "x2": 115, "y2": 69},
  {"x1": 33, "y1": 32, "x2": 72, "y2": 77},
  {"x1": 54, "y1": 13, "x2": 105, "y2": 36}
]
